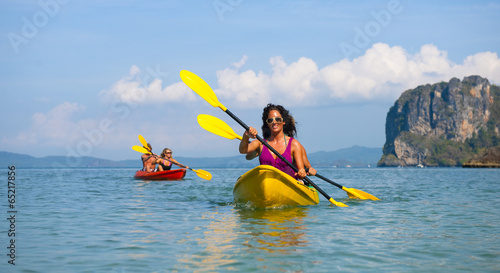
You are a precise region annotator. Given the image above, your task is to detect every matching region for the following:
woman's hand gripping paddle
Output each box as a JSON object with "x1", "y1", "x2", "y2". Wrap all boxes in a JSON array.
[
  {"x1": 132, "y1": 143, "x2": 212, "y2": 181},
  {"x1": 181, "y1": 70, "x2": 347, "y2": 207},
  {"x1": 197, "y1": 114, "x2": 379, "y2": 200}
]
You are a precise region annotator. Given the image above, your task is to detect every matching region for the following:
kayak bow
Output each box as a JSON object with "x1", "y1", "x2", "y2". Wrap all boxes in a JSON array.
[{"x1": 233, "y1": 165, "x2": 320, "y2": 208}]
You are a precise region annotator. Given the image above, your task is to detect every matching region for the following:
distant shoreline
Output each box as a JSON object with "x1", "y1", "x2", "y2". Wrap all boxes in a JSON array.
[
  {"x1": 462, "y1": 162, "x2": 500, "y2": 168},
  {"x1": 0, "y1": 146, "x2": 383, "y2": 169}
]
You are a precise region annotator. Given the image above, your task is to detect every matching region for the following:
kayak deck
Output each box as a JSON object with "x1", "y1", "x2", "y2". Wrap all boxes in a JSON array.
[
  {"x1": 233, "y1": 165, "x2": 319, "y2": 208},
  {"x1": 134, "y1": 169, "x2": 186, "y2": 180}
]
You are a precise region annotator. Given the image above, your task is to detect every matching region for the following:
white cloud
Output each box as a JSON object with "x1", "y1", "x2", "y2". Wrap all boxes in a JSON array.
[
  {"x1": 232, "y1": 55, "x2": 248, "y2": 69},
  {"x1": 216, "y1": 65, "x2": 272, "y2": 107},
  {"x1": 99, "y1": 65, "x2": 196, "y2": 105},
  {"x1": 97, "y1": 44, "x2": 500, "y2": 109},
  {"x1": 4, "y1": 101, "x2": 141, "y2": 159},
  {"x1": 270, "y1": 56, "x2": 318, "y2": 100},
  {"x1": 214, "y1": 43, "x2": 500, "y2": 107},
  {"x1": 13, "y1": 102, "x2": 92, "y2": 147},
  {"x1": 450, "y1": 51, "x2": 500, "y2": 81},
  {"x1": 215, "y1": 55, "x2": 321, "y2": 107},
  {"x1": 316, "y1": 43, "x2": 454, "y2": 100}
]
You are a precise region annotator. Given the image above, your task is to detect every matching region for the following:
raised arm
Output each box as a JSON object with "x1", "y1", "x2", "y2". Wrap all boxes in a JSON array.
[{"x1": 239, "y1": 126, "x2": 260, "y2": 154}]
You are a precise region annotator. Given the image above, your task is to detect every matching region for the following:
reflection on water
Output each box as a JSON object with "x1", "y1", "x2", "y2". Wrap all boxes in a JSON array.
[
  {"x1": 237, "y1": 207, "x2": 310, "y2": 254},
  {"x1": 177, "y1": 209, "x2": 241, "y2": 272},
  {"x1": 176, "y1": 207, "x2": 311, "y2": 272}
]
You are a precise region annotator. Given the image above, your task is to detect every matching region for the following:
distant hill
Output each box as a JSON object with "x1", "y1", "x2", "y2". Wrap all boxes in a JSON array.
[
  {"x1": 0, "y1": 151, "x2": 132, "y2": 168},
  {"x1": 0, "y1": 146, "x2": 381, "y2": 168},
  {"x1": 308, "y1": 145, "x2": 382, "y2": 167}
]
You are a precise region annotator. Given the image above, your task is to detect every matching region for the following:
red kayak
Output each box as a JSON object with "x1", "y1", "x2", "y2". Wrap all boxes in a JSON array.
[{"x1": 134, "y1": 169, "x2": 187, "y2": 180}]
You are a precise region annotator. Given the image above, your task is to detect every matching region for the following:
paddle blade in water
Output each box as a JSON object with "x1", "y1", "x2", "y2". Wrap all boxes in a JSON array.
[
  {"x1": 343, "y1": 187, "x2": 380, "y2": 200},
  {"x1": 180, "y1": 70, "x2": 227, "y2": 111},
  {"x1": 194, "y1": 169, "x2": 212, "y2": 180},
  {"x1": 197, "y1": 114, "x2": 242, "y2": 140},
  {"x1": 328, "y1": 197, "x2": 348, "y2": 207}
]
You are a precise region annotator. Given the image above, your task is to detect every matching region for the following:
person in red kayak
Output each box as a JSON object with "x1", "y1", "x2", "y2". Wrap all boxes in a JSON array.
[
  {"x1": 155, "y1": 148, "x2": 186, "y2": 171},
  {"x1": 141, "y1": 143, "x2": 158, "y2": 172},
  {"x1": 239, "y1": 103, "x2": 308, "y2": 180}
]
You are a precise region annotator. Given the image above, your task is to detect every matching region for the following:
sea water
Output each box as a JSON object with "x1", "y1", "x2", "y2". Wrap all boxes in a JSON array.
[{"x1": 1, "y1": 167, "x2": 499, "y2": 272}]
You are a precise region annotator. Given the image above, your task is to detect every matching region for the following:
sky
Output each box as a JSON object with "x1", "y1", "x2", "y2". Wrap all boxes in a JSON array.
[{"x1": 1, "y1": 0, "x2": 500, "y2": 163}]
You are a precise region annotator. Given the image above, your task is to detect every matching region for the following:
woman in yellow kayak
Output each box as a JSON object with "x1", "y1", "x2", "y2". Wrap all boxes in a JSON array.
[{"x1": 239, "y1": 103, "x2": 312, "y2": 180}]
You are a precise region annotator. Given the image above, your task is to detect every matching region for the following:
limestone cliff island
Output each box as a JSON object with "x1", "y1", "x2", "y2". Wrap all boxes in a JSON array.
[{"x1": 378, "y1": 76, "x2": 500, "y2": 167}]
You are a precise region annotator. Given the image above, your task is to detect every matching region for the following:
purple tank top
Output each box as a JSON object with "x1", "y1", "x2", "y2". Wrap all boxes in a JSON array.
[{"x1": 259, "y1": 137, "x2": 296, "y2": 178}]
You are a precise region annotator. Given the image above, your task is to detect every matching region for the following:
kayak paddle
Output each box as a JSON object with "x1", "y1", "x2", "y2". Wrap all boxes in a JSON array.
[
  {"x1": 314, "y1": 174, "x2": 379, "y2": 200},
  {"x1": 131, "y1": 145, "x2": 212, "y2": 181},
  {"x1": 197, "y1": 114, "x2": 243, "y2": 141},
  {"x1": 197, "y1": 114, "x2": 379, "y2": 200},
  {"x1": 133, "y1": 145, "x2": 152, "y2": 154},
  {"x1": 181, "y1": 70, "x2": 347, "y2": 207}
]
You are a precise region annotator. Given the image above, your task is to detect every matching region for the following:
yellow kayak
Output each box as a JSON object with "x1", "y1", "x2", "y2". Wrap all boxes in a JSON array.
[{"x1": 233, "y1": 165, "x2": 320, "y2": 208}]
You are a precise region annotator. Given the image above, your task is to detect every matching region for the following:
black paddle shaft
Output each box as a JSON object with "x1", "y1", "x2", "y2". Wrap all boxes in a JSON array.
[
  {"x1": 225, "y1": 109, "x2": 334, "y2": 200},
  {"x1": 315, "y1": 173, "x2": 343, "y2": 189},
  {"x1": 162, "y1": 157, "x2": 199, "y2": 173}
]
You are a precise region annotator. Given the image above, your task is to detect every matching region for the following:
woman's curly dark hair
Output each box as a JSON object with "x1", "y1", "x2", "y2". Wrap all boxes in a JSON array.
[{"x1": 261, "y1": 103, "x2": 297, "y2": 139}]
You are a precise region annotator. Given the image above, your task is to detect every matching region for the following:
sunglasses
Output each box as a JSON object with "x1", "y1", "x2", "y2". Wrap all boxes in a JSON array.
[{"x1": 266, "y1": 117, "x2": 284, "y2": 124}]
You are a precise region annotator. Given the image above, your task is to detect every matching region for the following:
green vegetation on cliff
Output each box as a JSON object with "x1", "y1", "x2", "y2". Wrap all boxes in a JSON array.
[{"x1": 397, "y1": 129, "x2": 498, "y2": 167}]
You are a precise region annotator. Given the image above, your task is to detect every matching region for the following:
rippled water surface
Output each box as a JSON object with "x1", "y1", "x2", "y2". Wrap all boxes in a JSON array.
[{"x1": 1, "y1": 167, "x2": 499, "y2": 272}]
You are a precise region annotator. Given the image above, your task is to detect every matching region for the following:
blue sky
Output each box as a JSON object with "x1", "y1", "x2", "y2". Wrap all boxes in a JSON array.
[{"x1": 1, "y1": 0, "x2": 500, "y2": 163}]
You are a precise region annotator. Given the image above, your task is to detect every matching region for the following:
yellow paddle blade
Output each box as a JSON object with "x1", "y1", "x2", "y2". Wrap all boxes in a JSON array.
[
  {"x1": 197, "y1": 114, "x2": 242, "y2": 140},
  {"x1": 138, "y1": 135, "x2": 148, "y2": 148},
  {"x1": 194, "y1": 169, "x2": 212, "y2": 180},
  {"x1": 343, "y1": 187, "x2": 380, "y2": 200},
  {"x1": 180, "y1": 70, "x2": 227, "y2": 111},
  {"x1": 132, "y1": 145, "x2": 150, "y2": 154},
  {"x1": 328, "y1": 197, "x2": 348, "y2": 207}
]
